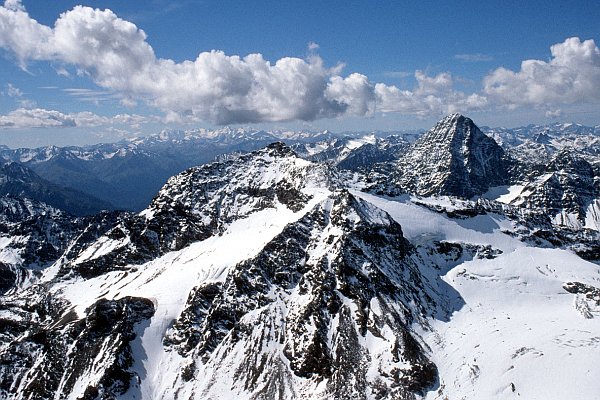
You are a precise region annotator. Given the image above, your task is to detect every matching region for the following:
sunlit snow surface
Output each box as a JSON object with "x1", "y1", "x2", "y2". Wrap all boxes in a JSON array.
[
  {"x1": 482, "y1": 185, "x2": 526, "y2": 205},
  {"x1": 584, "y1": 199, "x2": 600, "y2": 231},
  {"x1": 353, "y1": 191, "x2": 600, "y2": 400},
  {"x1": 50, "y1": 190, "x2": 331, "y2": 399},
  {"x1": 39, "y1": 188, "x2": 600, "y2": 399}
]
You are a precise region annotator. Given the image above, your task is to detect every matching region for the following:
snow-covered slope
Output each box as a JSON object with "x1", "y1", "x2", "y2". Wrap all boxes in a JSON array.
[
  {"x1": 0, "y1": 195, "x2": 121, "y2": 294},
  {"x1": 144, "y1": 191, "x2": 439, "y2": 399},
  {"x1": 1, "y1": 118, "x2": 600, "y2": 400},
  {"x1": 1, "y1": 144, "x2": 444, "y2": 399},
  {"x1": 353, "y1": 191, "x2": 600, "y2": 400}
]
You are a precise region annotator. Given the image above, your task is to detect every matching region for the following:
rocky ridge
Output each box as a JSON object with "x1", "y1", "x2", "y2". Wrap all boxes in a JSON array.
[
  {"x1": 161, "y1": 191, "x2": 440, "y2": 399},
  {"x1": 1, "y1": 116, "x2": 600, "y2": 399},
  {"x1": 57, "y1": 142, "x2": 336, "y2": 280}
]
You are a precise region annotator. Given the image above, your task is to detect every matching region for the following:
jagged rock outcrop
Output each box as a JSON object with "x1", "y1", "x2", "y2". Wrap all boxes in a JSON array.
[
  {"x1": 59, "y1": 142, "x2": 337, "y2": 279},
  {"x1": 507, "y1": 148, "x2": 599, "y2": 229},
  {"x1": 0, "y1": 293, "x2": 154, "y2": 399},
  {"x1": 0, "y1": 195, "x2": 121, "y2": 294},
  {"x1": 391, "y1": 114, "x2": 508, "y2": 197},
  {"x1": 164, "y1": 191, "x2": 437, "y2": 399},
  {"x1": 0, "y1": 143, "x2": 442, "y2": 400},
  {"x1": 1, "y1": 121, "x2": 600, "y2": 400}
]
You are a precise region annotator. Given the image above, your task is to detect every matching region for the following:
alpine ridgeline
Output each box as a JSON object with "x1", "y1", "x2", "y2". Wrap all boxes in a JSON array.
[
  {"x1": 1, "y1": 115, "x2": 600, "y2": 400},
  {"x1": 0, "y1": 143, "x2": 447, "y2": 399}
]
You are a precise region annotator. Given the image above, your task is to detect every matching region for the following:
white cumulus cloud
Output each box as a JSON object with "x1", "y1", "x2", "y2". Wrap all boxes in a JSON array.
[
  {"x1": 0, "y1": 108, "x2": 76, "y2": 128},
  {"x1": 484, "y1": 37, "x2": 600, "y2": 107},
  {"x1": 0, "y1": 2, "x2": 491, "y2": 124},
  {"x1": 375, "y1": 71, "x2": 488, "y2": 117},
  {"x1": 1, "y1": 2, "x2": 597, "y2": 125},
  {"x1": 326, "y1": 73, "x2": 376, "y2": 116},
  {"x1": 0, "y1": 3, "x2": 356, "y2": 123}
]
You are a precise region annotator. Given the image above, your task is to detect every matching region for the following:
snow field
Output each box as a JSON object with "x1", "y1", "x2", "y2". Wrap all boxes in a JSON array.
[{"x1": 352, "y1": 191, "x2": 600, "y2": 400}]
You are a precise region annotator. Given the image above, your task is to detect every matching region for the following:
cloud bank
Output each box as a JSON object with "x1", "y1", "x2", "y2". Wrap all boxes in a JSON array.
[
  {"x1": 0, "y1": 108, "x2": 156, "y2": 129},
  {"x1": 0, "y1": 1, "x2": 598, "y2": 125},
  {"x1": 484, "y1": 37, "x2": 600, "y2": 108}
]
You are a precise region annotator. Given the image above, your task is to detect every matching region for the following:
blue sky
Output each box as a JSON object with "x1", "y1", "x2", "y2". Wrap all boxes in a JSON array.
[{"x1": 1, "y1": 0, "x2": 599, "y2": 147}]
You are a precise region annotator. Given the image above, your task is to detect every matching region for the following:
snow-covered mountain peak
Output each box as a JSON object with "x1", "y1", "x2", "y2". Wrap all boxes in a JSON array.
[
  {"x1": 419, "y1": 113, "x2": 491, "y2": 148},
  {"x1": 145, "y1": 141, "x2": 330, "y2": 219},
  {"x1": 55, "y1": 143, "x2": 337, "y2": 280},
  {"x1": 158, "y1": 189, "x2": 436, "y2": 399},
  {"x1": 389, "y1": 114, "x2": 507, "y2": 198},
  {"x1": 2, "y1": 119, "x2": 600, "y2": 399},
  {"x1": 425, "y1": 113, "x2": 470, "y2": 141}
]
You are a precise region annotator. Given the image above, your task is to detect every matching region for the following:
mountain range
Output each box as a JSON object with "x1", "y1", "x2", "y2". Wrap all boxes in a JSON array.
[
  {"x1": 0, "y1": 114, "x2": 599, "y2": 399},
  {"x1": 0, "y1": 128, "x2": 344, "y2": 212}
]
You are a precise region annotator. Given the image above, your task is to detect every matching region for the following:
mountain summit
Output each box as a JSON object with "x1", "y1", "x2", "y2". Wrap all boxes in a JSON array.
[
  {"x1": 394, "y1": 114, "x2": 507, "y2": 197},
  {"x1": 1, "y1": 117, "x2": 600, "y2": 400}
]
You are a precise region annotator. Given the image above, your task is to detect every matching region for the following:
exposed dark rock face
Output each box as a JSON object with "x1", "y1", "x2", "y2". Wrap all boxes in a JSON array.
[
  {"x1": 509, "y1": 148, "x2": 598, "y2": 226},
  {"x1": 563, "y1": 281, "x2": 600, "y2": 300},
  {"x1": 391, "y1": 114, "x2": 508, "y2": 198},
  {"x1": 1, "y1": 118, "x2": 600, "y2": 399},
  {"x1": 164, "y1": 191, "x2": 437, "y2": 399},
  {"x1": 0, "y1": 195, "x2": 122, "y2": 293},
  {"x1": 60, "y1": 142, "x2": 333, "y2": 279},
  {"x1": 563, "y1": 282, "x2": 600, "y2": 319},
  {"x1": 0, "y1": 294, "x2": 154, "y2": 400},
  {"x1": 0, "y1": 263, "x2": 19, "y2": 294}
]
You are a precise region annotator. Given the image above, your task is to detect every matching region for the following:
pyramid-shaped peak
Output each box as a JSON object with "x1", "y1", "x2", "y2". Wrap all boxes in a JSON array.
[
  {"x1": 436, "y1": 113, "x2": 474, "y2": 127},
  {"x1": 426, "y1": 114, "x2": 479, "y2": 139},
  {"x1": 441, "y1": 112, "x2": 468, "y2": 122},
  {"x1": 394, "y1": 114, "x2": 507, "y2": 198}
]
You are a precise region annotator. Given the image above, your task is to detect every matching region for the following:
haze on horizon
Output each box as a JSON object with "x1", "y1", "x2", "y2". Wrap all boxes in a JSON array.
[{"x1": 0, "y1": 0, "x2": 599, "y2": 148}]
